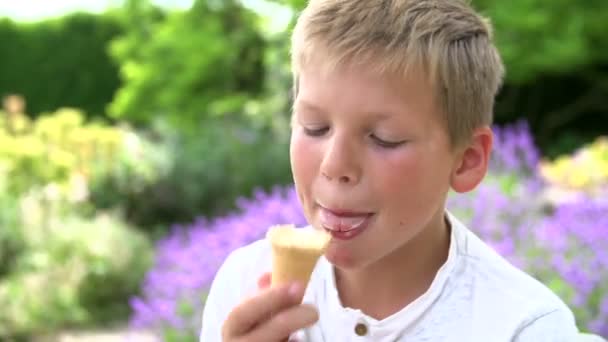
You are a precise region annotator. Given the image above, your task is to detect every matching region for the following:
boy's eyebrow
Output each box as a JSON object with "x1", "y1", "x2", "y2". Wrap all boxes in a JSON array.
[
  {"x1": 296, "y1": 99, "x2": 396, "y2": 120},
  {"x1": 295, "y1": 99, "x2": 326, "y2": 114}
]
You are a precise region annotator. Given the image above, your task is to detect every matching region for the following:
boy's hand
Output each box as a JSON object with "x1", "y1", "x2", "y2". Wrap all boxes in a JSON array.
[{"x1": 221, "y1": 272, "x2": 318, "y2": 341}]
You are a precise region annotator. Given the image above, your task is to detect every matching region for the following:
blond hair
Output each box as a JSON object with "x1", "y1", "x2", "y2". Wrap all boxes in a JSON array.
[{"x1": 291, "y1": 0, "x2": 505, "y2": 147}]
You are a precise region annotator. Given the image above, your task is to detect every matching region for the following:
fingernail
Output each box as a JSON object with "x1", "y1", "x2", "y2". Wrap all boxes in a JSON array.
[{"x1": 288, "y1": 282, "x2": 301, "y2": 297}]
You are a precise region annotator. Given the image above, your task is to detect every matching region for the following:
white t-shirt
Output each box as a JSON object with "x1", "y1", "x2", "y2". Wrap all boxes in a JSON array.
[{"x1": 200, "y1": 211, "x2": 582, "y2": 341}]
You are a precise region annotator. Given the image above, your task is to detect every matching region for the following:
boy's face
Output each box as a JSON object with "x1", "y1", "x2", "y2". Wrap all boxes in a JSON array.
[{"x1": 290, "y1": 60, "x2": 464, "y2": 270}]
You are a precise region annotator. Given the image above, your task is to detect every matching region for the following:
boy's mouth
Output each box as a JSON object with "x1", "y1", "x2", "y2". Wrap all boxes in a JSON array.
[{"x1": 319, "y1": 206, "x2": 374, "y2": 239}]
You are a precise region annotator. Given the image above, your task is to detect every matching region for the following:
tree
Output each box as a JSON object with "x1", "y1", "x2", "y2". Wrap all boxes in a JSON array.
[{"x1": 108, "y1": 0, "x2": 266, "y2": 131}]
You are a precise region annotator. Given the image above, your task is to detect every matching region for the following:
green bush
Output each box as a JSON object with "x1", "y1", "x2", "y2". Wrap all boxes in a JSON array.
[
  {"x1": 0, "y1": 108, "x2": 121, "y2": 194},
  {"x1": 86, "y1": 122, "x2": 172, "y2": 229},
  {"x1": 108, "y1": 0, "x2": 266, "y2": 131},
  {"x1": 0, "y1": 107, "x2": 168, "y2": 212},
  {"x1": 0, "y1": 175, "x2": 22, "y2": 278},
  {"x1": 102, "y1": 117, "x2": 293, "y2": 229},
  {"x1": 0, "y1": 107, "x2": 162, "y2": 338},
  {"x1": 0, "y1": 208, "x2": 152, "y2": 338},
  {"x1": 0, "y1": 13, "x2": 122, "y2": 119}
]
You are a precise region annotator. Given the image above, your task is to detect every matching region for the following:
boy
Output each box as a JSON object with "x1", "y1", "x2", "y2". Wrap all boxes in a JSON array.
[{"x1": 201, "y1": 0, "x2": 582, "y2": 340}]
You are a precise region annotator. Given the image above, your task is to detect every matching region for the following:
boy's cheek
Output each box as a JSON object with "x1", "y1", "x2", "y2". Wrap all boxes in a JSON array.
[{"x1": 291, "y1": 136, "x2": 320, "y2": 169}]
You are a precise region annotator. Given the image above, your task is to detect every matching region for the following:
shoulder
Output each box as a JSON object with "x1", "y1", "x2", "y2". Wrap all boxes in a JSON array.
[
  {"x1": 511, "y1": 307, "x2": 581, "y2": 342},
  {"x1": 447, "y1": 212, "x2": 579, "y2": 338}
]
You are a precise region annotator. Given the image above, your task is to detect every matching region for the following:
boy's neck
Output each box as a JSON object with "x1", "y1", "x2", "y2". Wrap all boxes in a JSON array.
[{"x1": 334, "y1": 212, "x2": 452, "y2": 321}]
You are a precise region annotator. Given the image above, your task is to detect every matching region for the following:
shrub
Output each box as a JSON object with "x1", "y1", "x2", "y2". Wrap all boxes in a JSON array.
[
  {"x1": 105, "y1": 118, "x2": 292, "y2": 230},
  {"x1": 0, "y1": 108, "x2": 166, "y2": 205},
  {"x1": 0, "y1": 107, "x2": 161, "y2": 338},
  {"x1": 0, "y1": 171, "x2": 22, "y2": 278},
  {"x1": 0, "y1": 209, "x2": 153, "y2": 338},
  {"x1": 535, "y1": 197, "x2": 608, "y2": 336}
]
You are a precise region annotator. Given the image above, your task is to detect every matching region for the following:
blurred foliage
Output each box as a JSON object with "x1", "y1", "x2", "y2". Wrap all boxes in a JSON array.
[
  {"x1": 0, "y1": 207, "x2": 152, "y2": 338},
  {"x1": 0, "y1": 108, "x2": 162, "y2": 338},
  {"x1": 87, "y1": 0, "x2": 295, "y2": 228},
  {"x1": 95, "y1": 116, "x2": 292, "y2": 229},
  {"x1": 0, "y1": 108, "x2": 165, "y2": 199},
  {"x1": 0, "y1": 13, "x2": 122, "y2": 119},
  {"x1": 472, "y1": 0, "x2": 608, "y2": 83},
  {"x1": 108, "y1": 0, "x2": 266, "y2": 131},
  {"x1": 0, "y1": 175, "x2": 22, "y2": 279}
]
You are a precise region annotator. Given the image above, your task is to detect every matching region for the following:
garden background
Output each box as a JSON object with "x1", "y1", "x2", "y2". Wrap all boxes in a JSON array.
[{"x1": 0, "y1": 0, "x2": 606, "y2": 341}]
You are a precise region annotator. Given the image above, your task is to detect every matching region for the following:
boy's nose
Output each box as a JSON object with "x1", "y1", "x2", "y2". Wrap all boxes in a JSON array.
[
  {"x1": 322, "y1": 172, "x2": 352, "y2": 184},
  {"x1": 320, "y1": 136, "x2": 361, "y2": 184}
]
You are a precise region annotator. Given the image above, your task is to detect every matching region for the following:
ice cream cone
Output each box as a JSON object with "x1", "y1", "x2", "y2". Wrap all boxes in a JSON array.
[{"x1": 266, "y1": 224, "x2": 331, "y2": 288}]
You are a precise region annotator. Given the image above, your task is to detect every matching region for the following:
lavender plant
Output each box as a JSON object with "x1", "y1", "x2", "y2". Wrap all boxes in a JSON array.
[
  {"x1": 129, "y1": 186, "x2": 306, "y2": 340},
  {"x1": 535, "y1": 197, "x2": 608, "y2": 336}
]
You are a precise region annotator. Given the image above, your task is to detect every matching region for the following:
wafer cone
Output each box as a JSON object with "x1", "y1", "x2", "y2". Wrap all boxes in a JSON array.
[{"x1": 266, "y1": 224, "x2": 331, "y2": 289}]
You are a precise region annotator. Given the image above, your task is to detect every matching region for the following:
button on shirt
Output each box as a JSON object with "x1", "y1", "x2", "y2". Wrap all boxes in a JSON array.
[
  {"x1": 200, "y1": 211, "x2": 580, "y2": 341},
  {"x1": 354, "y1": 322, "x2": 368, "y2": 336}
]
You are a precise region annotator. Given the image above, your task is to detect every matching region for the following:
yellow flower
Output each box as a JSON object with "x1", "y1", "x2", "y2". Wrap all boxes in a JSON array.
[{"x1": 539, "y1": 136, "x2": 608, "y2": 190}]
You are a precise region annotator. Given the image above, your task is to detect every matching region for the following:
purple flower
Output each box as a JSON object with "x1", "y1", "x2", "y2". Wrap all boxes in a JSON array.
[
  {"x1": 535, "y1": 196, "x2": 608, "y2": 336},
  {"x1": 129, "y1": 186, "x2": 306, "y2": 337},
  {"x1": 490, "y1": 119, "x2": 541, "y2": 177}
]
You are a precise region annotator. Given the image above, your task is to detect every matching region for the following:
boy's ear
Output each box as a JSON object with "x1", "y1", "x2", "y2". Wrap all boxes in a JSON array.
[{"x1": 450, "y1": 126, "x2": 493, "y2": 193}]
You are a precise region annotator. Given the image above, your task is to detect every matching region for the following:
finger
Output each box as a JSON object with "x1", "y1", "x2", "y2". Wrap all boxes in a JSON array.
[
  {"x1": 257, "y1": 272, "x2": 271, "y2": 289},
  {"x1": 245, "y1": 304, "x2": 318, "y2": 341},
  {"x1": 223, "y1": 282, "x2": 305, "y2": 336}
]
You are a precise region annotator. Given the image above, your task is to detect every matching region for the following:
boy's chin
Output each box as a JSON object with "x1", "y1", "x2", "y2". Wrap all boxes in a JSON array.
[{"x1": 324, "y1": 244, "x2": 369, "y2": 270}]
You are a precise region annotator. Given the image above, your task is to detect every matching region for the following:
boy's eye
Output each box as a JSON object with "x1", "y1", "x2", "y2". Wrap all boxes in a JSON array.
[
  {"x1": 303, "y1": 126, "x2": 329, "y2": 136},
  {"x1": 371, "y1": 134, "x2": 406, "y2": 148}
]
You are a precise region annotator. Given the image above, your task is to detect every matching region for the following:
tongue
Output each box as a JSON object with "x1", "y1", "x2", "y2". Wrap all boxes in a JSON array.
[{"x1": 321, "y1": 210, "x2": 368, "y2": 232}]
